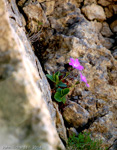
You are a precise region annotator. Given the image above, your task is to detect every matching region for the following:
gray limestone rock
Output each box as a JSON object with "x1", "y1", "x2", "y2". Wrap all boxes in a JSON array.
[
  {"x1": 0, "y1": 0, "x2": 65, "y2": 149},
  {"x1": 53, "y1": 102, "x2": 67, "y2": 143},
  {"x1": 63, "y1": 100, "x2": 90, "y2": 128}
]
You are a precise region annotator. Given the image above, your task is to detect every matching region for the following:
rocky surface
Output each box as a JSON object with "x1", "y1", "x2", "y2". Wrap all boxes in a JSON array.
[
  {"x1": 63, "y1": 100, "x2": 90, "y2": 128},
  {"x1": 7, "y1": 0, "x2": 57, "y2": 125},
  {"x1": 21, "y1": 0, "x2": 116, "y2": 148},
  {"x1": 110, "y1": 20, "x2": 117, "y2": 33},
  {"x1": 101, "y1": 22, "x2": 113, "y2": 37},
  {"x1": 53, "y1": 102, "x2": 67, "y2": 143},
  {"x1": 112, "y1": 49, "x2": 117, "y2": 59},
  {"x1": 0, "y1": 0, "x2": 65, "y2": 149},
  {"x1": 67, "y1": 127, "x2": 79, "y2": 137},
  {"x1": 81, "y1": 4, "x2": 106, "y2": 21},
  {"x1": 1, "y1": 0, "x2": 117, "y2": 149}
]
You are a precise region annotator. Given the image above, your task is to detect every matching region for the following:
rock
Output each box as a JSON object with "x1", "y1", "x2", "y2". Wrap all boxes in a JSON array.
[
  {"x1": 53, "y1": 102, "x2": 67, "y2": 143},
  {"x1": 42, "y1": 0, "x2": 55, "y2": 15},
  {"x1": 112, "y1": 51, "x2": 117, "y2": 59},
  {"x1": 98, "y1": 0, "x2": 111, "y2": 6},
  {"x1": 67, "y1": 127, "x2": 79, "y2": 137},
  {"x1": 23, "y1": 2, "x2": 49, "y2": 33},
  {"x1": 63, "y1": 101, "x2": 90, "y2": 128},
  {"x1": 7, "y1": 0, "x2": 56, "y2": 126},
  {"x1": 112, "y1": 5, "x2": 117, "y2": 15},
  {"x1": 81, "y1": 4, "x2": 106, "y2": 21},
  {"x1": 101, "y1": 22, "x2": 113, "y2": 37},
  {"x1": 110, "y1": 140, "x2": 117, "y2": 150},
  {"x1": 0, "y1": 0, "x2": 65, "y2": 149},
  {"x1": 37, "y1": 0, "x2": 45, "y2": 2},
  {"x1": 104, "y1": 7, "x2": 113, "y2": 18},
  {"x1": 110, "y1": 20, "x2": 117, "y2": 33},
  {"x1": 72, "y1": 90, "x2": 109, "y2": 118},
  {"x1": 69, "y1": 0, "x2": 83, "y2": 8},
  {"x1": 104, "y1": 4, "x2": 117, "y2": 18},
  {"x1": 91, "y1": 20, "x2": 102, "y2": 33},
  {"x1": 40, "y1": 13, "x2": 117, "y2": 145},
  {"x1": 18, "y1": 0, "x2": 27, "y2": 7},
  {"x1": 112, "y1": 49, "x2": 117, "y2": 59},
  {"x1": 84, "y1": 0, "x2": 97, "y2": 5},
  {"x1": 86, "y1": 112, "x2": 117, "y2": 148},
  {"x1": 6, "y1": 0, "x2": 117, "y2": 148},
  {"x1": 47, "y1": 3, "x2": 85, "y2": 33},
  {"x1": 99, "y1": 34, "x2": 115, "y2": 49}
]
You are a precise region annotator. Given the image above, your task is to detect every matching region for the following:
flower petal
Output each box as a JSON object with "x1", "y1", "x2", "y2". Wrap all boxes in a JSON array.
[
  {"x1": 70, "y1": 58, "x2": 75, "y2": 63},
  {"x1": 69, "y1": 62, "x2": 73, "y2": 65},
  {"x1": 80, "y1": 72, "x2": 87, "y2": 83},
  {"x1": 86, "y1": 83, "x2": 90, "y2": 87},
  {"x1": 76, "y1": 65, "x2": 84, "y2": 71},
  {"x1": 75, "y1": 59, "x2": 80, "y2": 65}
]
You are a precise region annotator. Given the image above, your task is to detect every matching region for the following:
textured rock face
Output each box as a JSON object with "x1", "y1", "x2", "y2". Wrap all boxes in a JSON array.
[
  {"x1": 81, "y1": 4, "x2": 106, "y2": 21},
  {"x1": 1, "y1": 0, "x2": 117, "y2": 149},
  {"x1": 110, "y1": 20, "x2": 117, "y2": 33},
  {"x1": 23, "y1": 2, "x2": 49, "y2": 33},
  {"x1": 63, "y1": 101, "x2": 89, "y2": 128},
  {"x1": 53, "y1": 102, "x2": 67, "y2": 143},
  {"x1": 19, "y1": 0, "x2": 117, "y2": 148},
  {"x1": 7, "y1": 0, "x2": 57, "y2": 126},
  {"x1": 101, "y1": 22, "x2": 113, "y2": 37},
  {"x1": 0, "y1": 0, "x2": 65, "y2": 149},
  {"x1": 98, "y1": 0, "x2": 111, "y2": 6}
]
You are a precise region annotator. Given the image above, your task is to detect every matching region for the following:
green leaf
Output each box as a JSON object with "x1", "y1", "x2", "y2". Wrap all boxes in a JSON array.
[
  {"x1": 75, "y1": 81, "x2": 80, "y2": 84},
  {"x1": 54, "y1": 92, "x2": 67, "y2": 103},
  {"x1": 53, "y1": 73, "x2": 56, "y2": 81},
  {"x1": 56, "y1": 88, "x2": 62, "y2": 92},
  {"x1": 61, "y1": 96, "x2": 66, "y2": 104},
  {"x1": 52, "y1": 72, "x2": 58, "y2": 81},
  {"x1": 55, "y1": 71, "x2": 60, "y2": 76},
  {"x1": 61, "y1": 88, "x2": 70, "y2": 96},
  {"x1": 55, "y1": 72, "x2": 60, "y2": 82},
  {"x1": 46, "y1": 74, "x2": 55, "y2": 82},
  {"x1": 54, "y1": 88, "x2": 68, "y2": 103},
  {"x1": 38, "y1": 21, "x2": 43, "y2": 25},
  {"x1": 54, "y1": 91, "x2": 62, "y2": 102},
  {"x1": 58, "y1": 81, "x2": 67, "y2": 87},
  {"x1": 55, "y1": 74, "x2": 59, "y2": 83}
]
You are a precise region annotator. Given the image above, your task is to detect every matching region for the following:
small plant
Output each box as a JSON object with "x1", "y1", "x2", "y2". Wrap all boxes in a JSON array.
[
  {"x1": 46, "y1": 72, "x2": 67, "y2": 88},
  {"x1": 37, "y1": 21, "x2": 43, "y2": 26},
  {"x1": 46, "y1": 71, "x2": 69, "y2": 103},
  {"x1": 46, "y1": 58, "x2": 90, "y2": 104},
  {"x1": 54, "y1": 88, "x2": 70, "y2": 104},
  {"x1": 66, "y1": 132, "x2": 107, "y2": 150}
]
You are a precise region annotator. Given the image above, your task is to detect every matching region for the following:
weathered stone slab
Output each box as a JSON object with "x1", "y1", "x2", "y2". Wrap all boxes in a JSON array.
[{"x1": 0, "y1": 0, "x2": 65, "y2": 149}]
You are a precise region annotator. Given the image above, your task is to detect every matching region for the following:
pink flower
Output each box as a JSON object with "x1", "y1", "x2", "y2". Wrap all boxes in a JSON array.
[
  {"x1": 69, "y1": 58, "x2": 89, "y2": 88},
  {"x1": 80, "y1": 72, "x2": 89, "y2": 87},
  {"x1": 69, "y1": 58, "x2": 84, "y2": 71}
]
